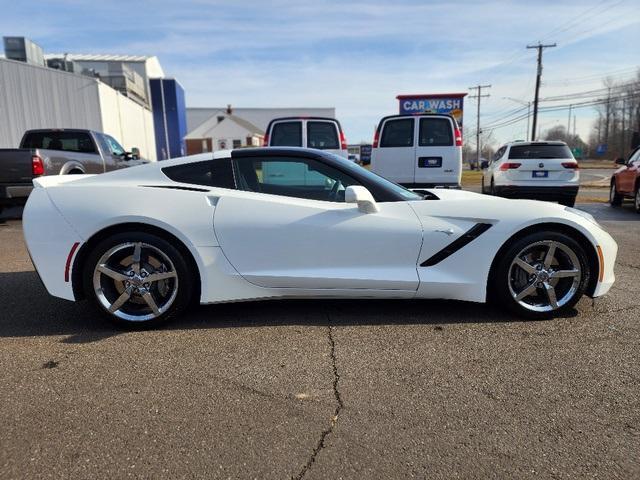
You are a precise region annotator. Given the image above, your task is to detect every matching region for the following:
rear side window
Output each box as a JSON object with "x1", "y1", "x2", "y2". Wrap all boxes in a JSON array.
[
  {"x1": 508, "y1": 145, "x2": 573, "y2": 159},
  {"x1": 380, "y1": 119, "x2": 414, "y2": 148},
  {"x1": 270, "y1": 122, "x2": 302, "y2": 147},
  {"x1": 307, "y1": 121, "x2": 339, "y2": 149},
  {"x1": 22, "y1": 131, "x2": 97, "y2": 154},
  {"x1": 419, "y1": 118, "x2": 453, "y2": 146},
  {"x1": 162, "y1": 159, "x2": 236, "y2": 189}
]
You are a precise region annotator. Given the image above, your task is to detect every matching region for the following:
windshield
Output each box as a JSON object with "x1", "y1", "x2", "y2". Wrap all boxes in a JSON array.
[
  {"x1": 508, "y1": 144, "x2": 573, "y2": 159},
  {"x1": 323, "y1": 152, "x2": 423, "y2": 201}
]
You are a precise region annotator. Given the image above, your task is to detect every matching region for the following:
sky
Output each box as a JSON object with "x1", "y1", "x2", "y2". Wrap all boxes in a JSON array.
[{"x1": 2, "y1": 0, "x2": 639, "y2": 146}]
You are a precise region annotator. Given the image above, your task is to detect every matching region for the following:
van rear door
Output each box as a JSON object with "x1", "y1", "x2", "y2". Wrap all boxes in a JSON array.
[
  {"x1": 306, "y1": 120, "x2": 347, "y2": 158},
  {"x1": 268, "y1": 121, "x2": 303, "y2": 147},
  {"x1": 414, "y1": 116, "x2": 460, "y2": 186},
  {"x1": 371, "y1": 117, "x2": 415, "y2": 184}
]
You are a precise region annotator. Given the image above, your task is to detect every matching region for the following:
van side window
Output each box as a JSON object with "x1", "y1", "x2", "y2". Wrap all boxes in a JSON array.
[
  {"x1": 418, "y1": 118, "x2": 453, "y2": 147},
  {"x1": 307, "y1": 121, "x2": 339, "y2": 149},
  {"x1": 380, "y1": 119, "x2": 414, "y2": 148},
  {"x1": 270, "y1": 122, "x2": 302, "y2": 147}
]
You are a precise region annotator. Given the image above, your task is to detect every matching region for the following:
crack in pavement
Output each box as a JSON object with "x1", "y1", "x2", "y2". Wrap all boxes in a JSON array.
[{"x1": 293, "y1": 323, "x2": 343, "y2": 480}]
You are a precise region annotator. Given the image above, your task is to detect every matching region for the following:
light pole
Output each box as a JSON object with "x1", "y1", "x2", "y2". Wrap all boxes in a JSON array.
[{"x1": 503, "y1": 97, "x2": 531, "y2": 141}]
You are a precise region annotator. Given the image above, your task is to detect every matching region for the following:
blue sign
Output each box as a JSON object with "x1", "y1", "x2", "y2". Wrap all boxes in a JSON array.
[
  {"x1": 397, "y1": 93, "x2": 466, "y2": 127},
  {"x1": 596, "y1": 144, "x2": 608, "y2": 155}
]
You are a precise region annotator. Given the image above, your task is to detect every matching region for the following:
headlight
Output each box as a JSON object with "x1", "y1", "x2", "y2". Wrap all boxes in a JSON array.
[{"x1": 565, "y1": 207, "x2": 600, "y2": 227}]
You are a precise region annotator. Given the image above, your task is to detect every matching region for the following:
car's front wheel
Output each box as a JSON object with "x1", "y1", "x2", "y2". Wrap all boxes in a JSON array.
[
  {"x1": 609, "y1": 181, "x2": 623, "y2": 207},
  {"x1": 492, "y1": 231, "x2": 590, "y2": 319},
  {"x1": 83, "y1": 232, "x2": 195, "y2": 327},
  {"x1": 634, "y1": 187, "x2": 640, "y2": 213}
]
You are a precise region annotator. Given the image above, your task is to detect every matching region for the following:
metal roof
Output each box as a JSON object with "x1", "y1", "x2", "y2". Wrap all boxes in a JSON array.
[{"x1": 44, "y1": 54, "x2": 153, "y2": 62}]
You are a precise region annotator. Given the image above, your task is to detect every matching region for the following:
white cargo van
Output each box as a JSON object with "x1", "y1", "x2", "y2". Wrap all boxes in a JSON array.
[
  {"x1": 264, "y1": 117, "x2": 348, "y2": 158},
  {"x1": 370, "y1": 114, "x2": 462, "y2": 188}
]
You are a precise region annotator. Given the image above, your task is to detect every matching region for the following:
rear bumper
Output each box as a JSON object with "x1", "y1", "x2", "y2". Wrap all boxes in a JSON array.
[
  {"x1": 0, "y1": 184, "x2": 33, "y2": 206},
  {"x1": 494, "y1": 185, "x2": 578, "y2": 200}
]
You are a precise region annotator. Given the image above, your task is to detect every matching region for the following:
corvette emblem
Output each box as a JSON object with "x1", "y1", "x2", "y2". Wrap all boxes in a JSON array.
[{"x1": 539, "y1": 163, "x2": 544, "y2": 168}]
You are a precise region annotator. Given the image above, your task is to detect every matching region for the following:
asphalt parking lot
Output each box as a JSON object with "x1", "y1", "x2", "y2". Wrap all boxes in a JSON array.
[{"x1": 1, "y1": 202, "x2": 639, "y2": 479}]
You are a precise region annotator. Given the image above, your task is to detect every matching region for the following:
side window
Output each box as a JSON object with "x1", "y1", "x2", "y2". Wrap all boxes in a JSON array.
[
  {"x1": 104, "y1": 135, "x2": 125, "y2": 156},
  {"x1": 380, "y1": 118, "x2": 414, "y2": 148},
  {"x1": 232, "y1": 156, "x2": 360, "y2": 202},
  {"x1": 492, "y1": 146, "x2": 506, "y2": 163},
  {"x1": 162, "y1": 159, "x2": 236, "y2": 189},
  {"x1": 270, "y1": 122, "x2": 302, "y2": 147},
  {"x1": 418, "y1": 118, "x2": 453, "y2": 146},
  {"x1": 629, "y1": 148, "x2": 640, "y2": 165},
  {"x1": 307, "y1": 121, "x2": 339, "y2": 149}
]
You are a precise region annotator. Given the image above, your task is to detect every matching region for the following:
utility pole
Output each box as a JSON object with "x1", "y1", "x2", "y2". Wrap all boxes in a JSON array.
[
  {"x1": 469, "y1": 84, "x2": 491, "y2": 168},
  {"x1": 567, "y1": 104, "x2": 572, "y2": 139},
  {"x1": 527, "y1": 42, "x2": 556, "y2": 141}
]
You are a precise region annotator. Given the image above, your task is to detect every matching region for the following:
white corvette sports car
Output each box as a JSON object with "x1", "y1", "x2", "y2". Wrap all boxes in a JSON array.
[{"x1": 23, "y1": 148, "x2": 617, "y2": 327}]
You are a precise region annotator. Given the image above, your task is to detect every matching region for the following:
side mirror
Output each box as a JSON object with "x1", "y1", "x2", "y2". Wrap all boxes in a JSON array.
[
  {"x1": 131, "y1": 147, "x2": 140, "y2": 160},
  {"x1": 615, "y1": 157, "x2": 626, "y2": 166},
  {"x1": 480, "y1": 160, "x2": 489, "y2": 169},
  {"x1": 345, "y1": 185, "x2": 379, "y2": 214}
]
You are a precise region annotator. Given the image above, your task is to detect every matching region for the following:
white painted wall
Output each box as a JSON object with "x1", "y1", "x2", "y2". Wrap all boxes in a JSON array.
[
  {"x1": 0, "y1": 58, "x2": 102, "y2": 147},
  {"x1": 0, "y1": 58, "x2": 157, "y2": 161},
  {"x1": 97, "y1": 83, "x2": 157, "y2": 161}
]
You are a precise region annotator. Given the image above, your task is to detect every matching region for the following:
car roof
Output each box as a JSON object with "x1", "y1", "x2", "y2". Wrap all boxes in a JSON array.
[{"x1": 504, "y1": 140, "x2": 568, "y2": 147}]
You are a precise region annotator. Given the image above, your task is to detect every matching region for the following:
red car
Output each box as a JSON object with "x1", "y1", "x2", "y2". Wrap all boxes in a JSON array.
[{"x1": 610, "y1": 147, "x2": 640, "y2": 212}]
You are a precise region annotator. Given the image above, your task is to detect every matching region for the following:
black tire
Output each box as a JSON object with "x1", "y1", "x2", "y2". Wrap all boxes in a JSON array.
[
  {"x1": 481, "y1": 177, "x2": 486, "y2": 194},
  {"x1": 634, "y1": 186, "x2": 640, "y2": 214},
  {"x1": 491, "y1": 230, "x2": 590, "y2": 320},
  {"x1": 490, "y1": 178, "x2": 497, "y2": 196},
  {"x1": 559, "y1": 197, "x2": 576, "y2": 208},
  {"x1": 609, "y1": 181, "x2": 623, "y2": 207},
  {"x1": 82, "y1": 231, "x2": 195, "y2": 328}
]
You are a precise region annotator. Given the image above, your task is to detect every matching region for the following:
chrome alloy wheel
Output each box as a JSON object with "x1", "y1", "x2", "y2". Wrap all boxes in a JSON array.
[
  {"x1": 92, "y1": 242, "x2": 178, "y2": 321},
  {"x1": 507, "y1": 240, "x2": 582, "y2": 313}
]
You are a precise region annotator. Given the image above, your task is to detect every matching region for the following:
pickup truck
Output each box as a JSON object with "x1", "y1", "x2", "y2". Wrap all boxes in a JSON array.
[{"x1": 0, "y1": 129, "x2": 144, "y2": 216}]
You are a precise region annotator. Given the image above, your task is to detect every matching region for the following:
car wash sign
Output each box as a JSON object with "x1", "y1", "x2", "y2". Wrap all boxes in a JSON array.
[{"x1": 397, "y1": 93, "x2": 467, "y2": 127}]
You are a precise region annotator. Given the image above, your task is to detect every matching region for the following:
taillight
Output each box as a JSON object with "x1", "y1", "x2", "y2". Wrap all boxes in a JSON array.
[
  {"x1": 339, "y1": 130, "x2": 347, "y2": 150},
  {"x1": 499, "y1": 162, "x2": 522, "y2": 171},
  {"x1": 562, "y1": 162, "x2": 579, "y2": 169},
  {"x1": 32, "y1": 155, "x2": 44, "y2": 176},
  {"x1": 454, "y1": 126, "x2": 462, "y2": 147},
  {"x1": 373, "y1": 129, "x2": 380, "y2": 148},
  {"x1": 262, "y1": 133, "x2": 269, "y2": 146}
]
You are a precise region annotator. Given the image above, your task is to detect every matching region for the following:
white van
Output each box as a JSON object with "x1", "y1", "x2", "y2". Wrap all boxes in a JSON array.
[
  {"x1": 370, "y1": 114, "x2": 462, "y2": 188},
  {"x1": 264, "y1": 117, "x2": 348, "y2": 159}
]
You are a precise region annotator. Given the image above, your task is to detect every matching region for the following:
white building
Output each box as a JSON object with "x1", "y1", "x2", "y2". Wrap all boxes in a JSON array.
[
  {"x1": 45, "y1": 54, "x2": 165, "y2": 107},
  {"x1": 185, "y1": 106, "x2": 336, "y2": 154},
  {"x1": 0, "y1": 57, "x2": 157, "y2": 160},
  {"x1": 185, "y1": 111, "x2": 263, "y2": 155}
]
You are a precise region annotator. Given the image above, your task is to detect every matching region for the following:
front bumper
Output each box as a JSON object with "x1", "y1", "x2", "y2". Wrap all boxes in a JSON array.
[{"x1": 495, "y1": 185, "x2": 578, "y2": 200}]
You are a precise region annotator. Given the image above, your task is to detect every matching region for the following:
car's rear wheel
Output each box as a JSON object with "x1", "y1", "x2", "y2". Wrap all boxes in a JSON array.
[
  {"x1": 490, "y1": 178, "x2": 497, "y2": 196},
  {"x1": 634, "y1": 187, "x2": 640, "y2": 213},
  {"x1": 83, "y1": 232, "x2": 194, "y2": 327},
  {"x1": 609, "y1": 181, "x2": 623, "y2": 207},
  {"x1": 492, "y1": 231, "x2": 590, "y2": 319}
]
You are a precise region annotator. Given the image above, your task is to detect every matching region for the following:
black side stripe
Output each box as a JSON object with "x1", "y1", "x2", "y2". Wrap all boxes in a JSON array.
[
  {"x1": 420, "y1": 223, "x2": 493, "y2": 267},
  {"x1": 141, "y1": 185, "x2": 211, "y2": 192}
]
